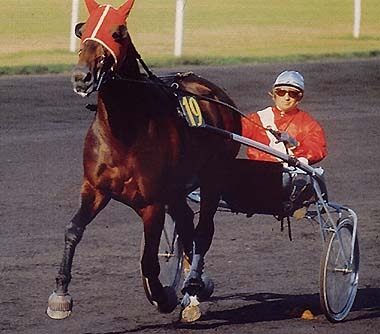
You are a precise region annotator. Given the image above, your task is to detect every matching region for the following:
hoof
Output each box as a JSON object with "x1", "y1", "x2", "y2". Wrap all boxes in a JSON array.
[
  {"x1": 198, "y1": 274, "x2": 214, "y2": 301},
  {"x1": 156, "y1": 286, "x2": 178, "y2": 314},
  {"x1": 46, "y1": 291, "x2": 72, "y2": 320},
  {"x1": 181, "y1": 271, "x2": 203, "y2": 296},
  {"x1": 182, "y1": 271, "x2": 214, "y2": 300},
  {"x1": 181, "y1": 293, "x2": 201, "y2": 322}
]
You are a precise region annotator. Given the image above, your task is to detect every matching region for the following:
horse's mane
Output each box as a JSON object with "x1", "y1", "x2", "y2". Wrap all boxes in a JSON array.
[{"x1": 117, "y1": 33, "x2": 142, "y2": 79}]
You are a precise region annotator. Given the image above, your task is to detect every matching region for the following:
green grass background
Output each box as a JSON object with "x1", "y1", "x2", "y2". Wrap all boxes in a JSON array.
[{"x1": 1, "y1": 0, "x2": 379, "y2": 74}]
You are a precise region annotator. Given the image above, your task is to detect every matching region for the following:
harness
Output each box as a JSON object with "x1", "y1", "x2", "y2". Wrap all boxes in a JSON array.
[{"x1": 256, "y1": 107, "x2": 289, "y2": 160}]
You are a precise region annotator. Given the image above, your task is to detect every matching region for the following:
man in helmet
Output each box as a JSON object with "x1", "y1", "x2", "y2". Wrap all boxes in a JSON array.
[
  {"x1": 242, "y1": 70, "x2": 327, "y2": 165},
  {"x1": 241, "y1": 70, "x2": 327, "y2": 219}
]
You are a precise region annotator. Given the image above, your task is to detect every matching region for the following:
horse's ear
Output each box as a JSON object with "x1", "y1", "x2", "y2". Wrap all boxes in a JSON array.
[
  {"x1": 85, "y1": 0, "x2": 99, "y2": 13},
  {"x1": 118, "y1": 0, "x2": 135, "y2": 19},
  {"x1": 112, "y1": 25, "x2": 129, "y2": 43},
  {"x1": 75, "y1": 22, "x2": 86, "y2": 39}
]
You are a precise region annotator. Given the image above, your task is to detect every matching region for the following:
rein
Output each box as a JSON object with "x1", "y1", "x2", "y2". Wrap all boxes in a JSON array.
[
  {"x1": 134, "y1": 56, "x2": 284, "y2": 139},
  {"x1": 89, "y1": 46, "x2": 279, "y2": 139}
]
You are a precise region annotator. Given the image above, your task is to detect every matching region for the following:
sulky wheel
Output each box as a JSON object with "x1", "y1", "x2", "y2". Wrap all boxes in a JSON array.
[
  {"x1": 319, "y1": 215, "x2": 359, "y2": 322},
  {"x1": 142, "y1": 212, "x2": 184, "y2": 304}
]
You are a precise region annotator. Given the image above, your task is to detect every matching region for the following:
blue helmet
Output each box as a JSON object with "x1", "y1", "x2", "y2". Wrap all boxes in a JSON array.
[{"x1": 273, "y1": 70, "x2": 304, "y2": 91}]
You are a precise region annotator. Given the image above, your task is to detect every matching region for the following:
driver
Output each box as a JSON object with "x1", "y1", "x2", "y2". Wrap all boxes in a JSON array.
[
  {"x1": 241, "y1": 70, "x2": 327, "y2": 218},
  {"x1": 242, "y1": 70, "x2": 327, "y2": 164}
]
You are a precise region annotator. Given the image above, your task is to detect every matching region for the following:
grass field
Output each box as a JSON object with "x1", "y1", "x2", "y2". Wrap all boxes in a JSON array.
[{"x1": 1, "y1": 0, "x2": 379, "y2": 73}]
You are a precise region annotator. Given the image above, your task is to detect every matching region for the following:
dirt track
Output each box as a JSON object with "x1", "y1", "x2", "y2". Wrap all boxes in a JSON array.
[{"x1": 1, "y1": 59, "x2": 379, "y2": 334}]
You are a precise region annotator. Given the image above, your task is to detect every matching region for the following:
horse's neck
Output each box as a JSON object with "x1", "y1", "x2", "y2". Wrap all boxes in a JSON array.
[{"x1": 97, "y1": 75, "x2": 175, "y2": 137}]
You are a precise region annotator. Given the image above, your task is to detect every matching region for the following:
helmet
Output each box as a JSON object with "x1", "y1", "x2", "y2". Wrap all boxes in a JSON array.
[{"x1": 273, "y1": 70, "x2": 304, "y2": 91}]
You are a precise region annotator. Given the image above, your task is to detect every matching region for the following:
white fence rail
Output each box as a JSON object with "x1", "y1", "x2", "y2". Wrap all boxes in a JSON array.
[{"x1": 70, "y1": 0, "x2": 362, "y2": 53}]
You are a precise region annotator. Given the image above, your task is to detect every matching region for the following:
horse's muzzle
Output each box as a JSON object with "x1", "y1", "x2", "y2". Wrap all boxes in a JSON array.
[{"x1": 71, "y1": 66, "x2": 94, "y2": 97}]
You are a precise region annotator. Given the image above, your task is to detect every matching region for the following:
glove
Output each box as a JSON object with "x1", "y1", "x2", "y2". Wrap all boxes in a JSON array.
[{"x1": 276, "y1": 131, "x2": 298, "y2": 149}]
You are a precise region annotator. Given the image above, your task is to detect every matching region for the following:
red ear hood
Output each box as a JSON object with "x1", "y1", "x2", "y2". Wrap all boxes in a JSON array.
[
  {"x1": 85, "y1": 0, "x2": 100, "y2": 13},
  {"x1": 118, "y1": 0, "x2": 135, "y2": 18},
  {"x1": 85, "y1": 0, "x2": 135, "y2": 16},
  {"x1": 81, "y1": 1, "x2": 135, "y2": 65}
]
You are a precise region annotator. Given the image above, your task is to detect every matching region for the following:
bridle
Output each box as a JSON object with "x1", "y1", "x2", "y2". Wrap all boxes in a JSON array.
[{"x1": 86, "y1": 44, "x2": 115, "y2": 94}]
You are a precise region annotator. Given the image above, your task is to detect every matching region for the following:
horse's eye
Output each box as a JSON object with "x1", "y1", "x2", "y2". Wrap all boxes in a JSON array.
[{"x1": 96, "y1": 54, "x2": 106, "y2": 64}]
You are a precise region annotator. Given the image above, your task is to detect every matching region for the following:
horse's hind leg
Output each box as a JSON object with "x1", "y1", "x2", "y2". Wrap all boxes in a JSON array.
[
  {"x1": 140, "y1": 204, "x2": 179, "y2": 314},
  {"x1": 167, "y1": 196, "x2": 195, "y2": 259},
  {"x1": 180, "y1": 183, "x2": 219, "y2": 322},
  {"x1": 47, "y1": 181, "x2": 110, "y2": 319}
]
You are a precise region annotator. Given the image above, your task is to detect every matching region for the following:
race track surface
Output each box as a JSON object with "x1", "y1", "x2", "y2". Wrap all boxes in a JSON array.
[{"x1": 1, "y1": 59, "x2": 379, "y2": 333}]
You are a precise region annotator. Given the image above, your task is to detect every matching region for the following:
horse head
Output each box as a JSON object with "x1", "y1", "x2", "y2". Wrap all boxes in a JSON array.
[{"x1": 71, "y1": 0, "x2": 135, "y2": 97}]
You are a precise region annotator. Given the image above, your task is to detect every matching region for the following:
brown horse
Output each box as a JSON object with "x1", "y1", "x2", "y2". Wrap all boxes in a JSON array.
[{"x1": 47, "y1": 0, "x2": 241, "y2": 321}]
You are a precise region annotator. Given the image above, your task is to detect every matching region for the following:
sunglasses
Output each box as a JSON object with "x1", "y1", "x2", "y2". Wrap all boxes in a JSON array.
[{"x1": 274, "y1": 89, "x2": 303, "y2": 100}]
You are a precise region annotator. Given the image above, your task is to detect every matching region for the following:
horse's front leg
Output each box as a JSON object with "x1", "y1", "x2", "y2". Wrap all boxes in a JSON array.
[
  {"x1": 140, "y1": 204, "x2": 178, "y2": 313},
  {"x1": 47, "y1": 181, "x2": 110, "y2": 319}
]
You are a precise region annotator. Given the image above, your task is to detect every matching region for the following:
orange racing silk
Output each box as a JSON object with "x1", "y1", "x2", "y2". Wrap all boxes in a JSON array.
[{"x1": 241, "y1": 106, "x2": 327, "y2": 165}]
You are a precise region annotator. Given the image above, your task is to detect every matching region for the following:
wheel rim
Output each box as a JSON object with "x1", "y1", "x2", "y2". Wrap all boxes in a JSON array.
[
  {"x1": 321, "y1": 219, "x2": 359, "y2": 321},
  {"x1": 157, "y1": 214, "x2": 183, "y2": 288}
]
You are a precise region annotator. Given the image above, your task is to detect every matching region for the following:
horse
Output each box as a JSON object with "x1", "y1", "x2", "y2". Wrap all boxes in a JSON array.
[{"x1": 47, "y1": 0, "x2": 241, "y2": 322}]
